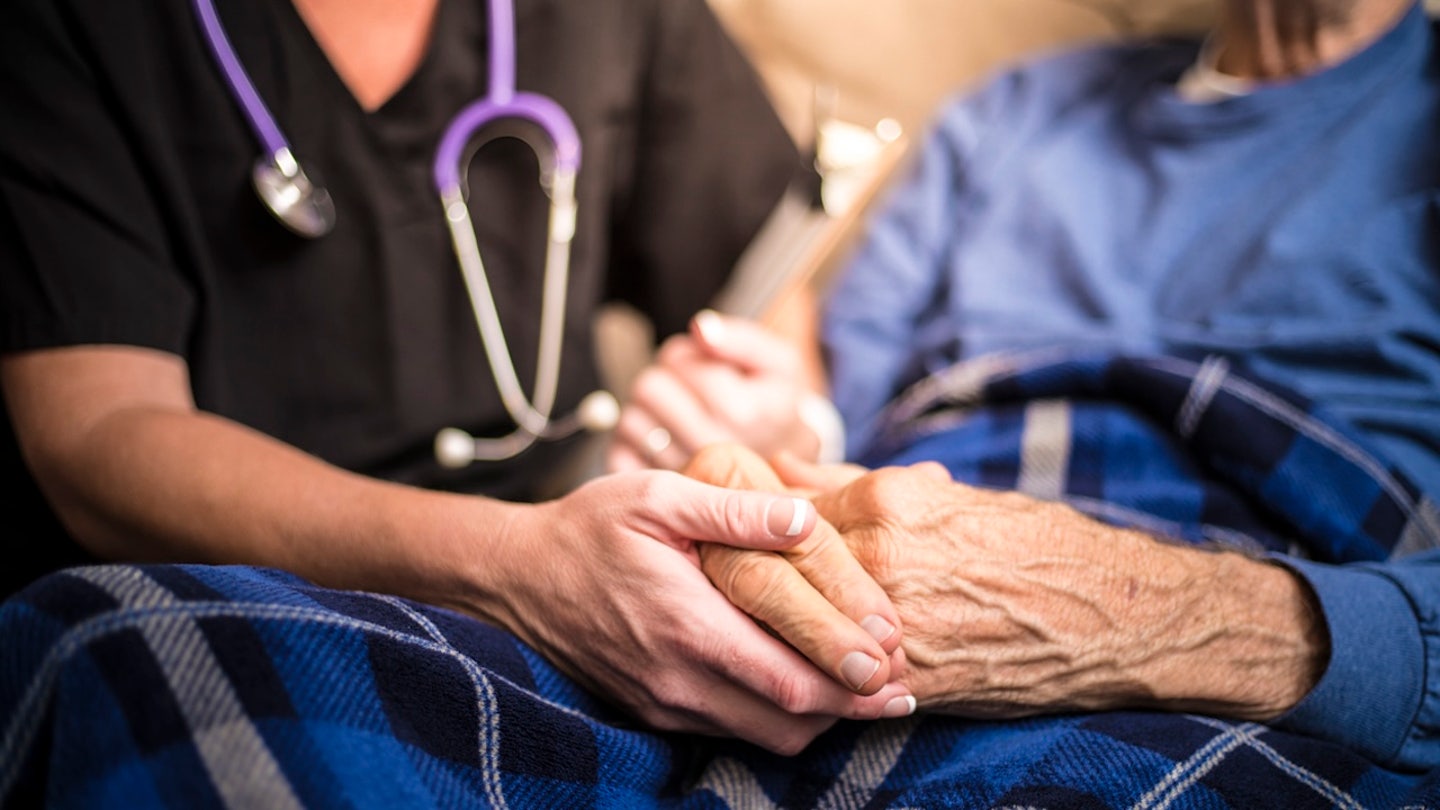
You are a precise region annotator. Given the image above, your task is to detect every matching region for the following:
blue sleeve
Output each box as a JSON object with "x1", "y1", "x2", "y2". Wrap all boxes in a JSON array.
[
  {"x1": 1271, "y1": 549, "x2": 1440, "y2": 771},
  {"x1": 820, "y1": 48, "x2": 1125, "y2": 458},
  {"x1": 821, "y1": 120, "x2": 959, "y2": 457},
  {"x1": 820, "y1": 80, "x2": 1010, "y2": 458}
]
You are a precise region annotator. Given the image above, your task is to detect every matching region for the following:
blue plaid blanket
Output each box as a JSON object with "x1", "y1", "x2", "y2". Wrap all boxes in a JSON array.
[
  {"x1": 862, "y1": 349, "x2": 1439, "y2": 564},
  {"x1": 4, "y1": 351, "x2": 1438, "y2": 809}
]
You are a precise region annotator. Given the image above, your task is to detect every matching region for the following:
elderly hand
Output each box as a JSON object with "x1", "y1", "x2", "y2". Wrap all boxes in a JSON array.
[
  {"x1": 606, "y1": 311, "x2": 820, "y2": 473},
  {"x1": 701, "y1": 451, "x2": 1330, "y2": 722},
  {"x1": 475, "y1": 467, "x2": 915, "y2": 756}
]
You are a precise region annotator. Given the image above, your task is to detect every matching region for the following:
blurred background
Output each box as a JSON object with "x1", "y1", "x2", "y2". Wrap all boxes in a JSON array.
[
  {"x1": 596, "y1": 0, "x2": 1219, "y2": 410},
  {"x1": 708, "y1": 0, "x2": 1214, "y2": 151}
]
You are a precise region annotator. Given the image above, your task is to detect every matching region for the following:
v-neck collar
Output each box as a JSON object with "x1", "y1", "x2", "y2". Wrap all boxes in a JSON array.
[
  {"x1": 278, "y1": 0, "x2": 468, "y2": 123},
  {"x1": 1135, "y1": 1, "x2": 1430, "y2": 139}
]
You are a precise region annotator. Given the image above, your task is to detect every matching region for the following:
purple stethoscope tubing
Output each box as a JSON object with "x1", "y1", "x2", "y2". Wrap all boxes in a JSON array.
[
  {"x1": 432, "y1": 0, "x2": 588, "y2": 460},
  {"x1": 193, "y1": 0, "x2": 615, "y2": 464},
  {"x1": 191, "y1": 0, "x2": 287, "y2": 158},
  {"x1": 192, "y1": 0, "x2": 335, "y2": 237},
  {"x1": 432, "y1": 0, "x2": 580, "y2": 191}
]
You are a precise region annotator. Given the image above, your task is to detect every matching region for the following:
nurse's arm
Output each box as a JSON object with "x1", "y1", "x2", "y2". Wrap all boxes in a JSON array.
[
  {"x1": 2, "y1": 344, "x2": 446, "y2": 584},
  {"x1": 1, "y1": 345, "x2": 915, "y2": 753}
]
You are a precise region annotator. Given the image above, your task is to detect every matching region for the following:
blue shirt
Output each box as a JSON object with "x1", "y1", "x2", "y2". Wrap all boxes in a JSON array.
[{"x1": 824, "y1": 2, "x2": 1440, "y2": 770}]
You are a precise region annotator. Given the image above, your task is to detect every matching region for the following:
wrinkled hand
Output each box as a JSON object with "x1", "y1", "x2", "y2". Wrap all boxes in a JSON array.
[
  {"x1": 681, "y1": 443, "x2": 911, "y2": 702},
  {"x1": 770, "y1": 454, "x2": 1328, "y2": 720},
  {"x1": 483, "y1": 468, "x2": 914, "y2": 755},
  {"x1": 607, "y1": 311, "x2": 815, "y2": 473}
]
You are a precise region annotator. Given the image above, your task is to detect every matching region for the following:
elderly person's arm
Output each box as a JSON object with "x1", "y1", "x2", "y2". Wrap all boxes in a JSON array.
[{"x1": 688, "y1": 444, "x2": 1440, "y2": 771}]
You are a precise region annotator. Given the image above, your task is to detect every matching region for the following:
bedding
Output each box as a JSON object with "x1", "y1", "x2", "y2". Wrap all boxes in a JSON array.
[{"x1": 3, "y1": 350, "x2": 1437, "y2": 808}]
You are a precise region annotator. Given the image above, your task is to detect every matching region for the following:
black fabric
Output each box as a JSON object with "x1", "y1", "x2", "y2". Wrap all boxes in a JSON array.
[{"x1": 0, "y1": 0, "x2": 799, "y2": 596}]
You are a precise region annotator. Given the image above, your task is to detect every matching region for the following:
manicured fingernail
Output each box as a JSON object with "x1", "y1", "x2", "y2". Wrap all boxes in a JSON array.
[
  {"x1": 765, "y1": 497, "x2": 810, "y2": 537},
  {"x1": 882, "y1": 695, "x2": 917, "y2": 718},
  {"x1": 840, "y1": 651, "x2": 880, "y2": 690},
  {"x1": 694, "y1": 309, "x2": 724, "y2": 344},
  {"x1": 860, "y1": 614, "x2": 895, "y2": 644}
]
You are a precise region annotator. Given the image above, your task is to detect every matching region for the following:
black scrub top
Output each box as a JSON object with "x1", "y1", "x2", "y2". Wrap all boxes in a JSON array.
[{"x1": 0, "y1": 0, "x2": 801, "y2": 596}]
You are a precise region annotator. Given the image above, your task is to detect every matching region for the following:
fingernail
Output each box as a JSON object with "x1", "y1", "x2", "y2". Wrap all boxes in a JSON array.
[
  {"x1": 765, "y1": 497, "x2": 810, "y2": 537},
  {"x1": 882, "y1": 695, "x2": 917, "y2": 718},
  {"x1": 840, "y1": 651, "x2": 881, "y2": 690},
  {"x1": 860, "y1": 614, "x2": 895, "y2": 644},
  {"x1": 694, "y1": 309, "x2": 724, "y2": 344}
]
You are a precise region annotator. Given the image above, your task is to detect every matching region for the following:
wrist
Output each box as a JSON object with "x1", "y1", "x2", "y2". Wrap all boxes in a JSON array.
[
  {"x1": 1136, "y1": 547, "x2": 1329, "y2": 719},
  {"x1": 392, "y1": 492, "x2": 535, "y2": 630}
]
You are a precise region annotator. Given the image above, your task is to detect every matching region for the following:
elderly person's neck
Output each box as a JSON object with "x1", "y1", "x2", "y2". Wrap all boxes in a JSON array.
[{"x1": 1211, "y1": 0, "x2": 1413, "y2": 80}]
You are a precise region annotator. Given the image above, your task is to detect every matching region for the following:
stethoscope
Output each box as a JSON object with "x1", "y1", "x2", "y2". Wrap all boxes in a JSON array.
[{"x1": 192, "y1": 0, "x2": 620, "y2": 467}]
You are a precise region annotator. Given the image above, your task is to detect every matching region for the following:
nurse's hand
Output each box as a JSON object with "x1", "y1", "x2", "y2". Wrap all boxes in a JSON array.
[
  {"x1": 472, "y1": 467, "x2": 915, "y2": 755},
  {"x1": 606, "y1": 310, "x2": 822, "y2": 473}
]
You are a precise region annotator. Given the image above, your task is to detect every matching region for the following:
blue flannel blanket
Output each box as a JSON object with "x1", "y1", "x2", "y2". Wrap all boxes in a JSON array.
[{"x1": 4, "y1": 351, "x2": 1438, "y2": 809}]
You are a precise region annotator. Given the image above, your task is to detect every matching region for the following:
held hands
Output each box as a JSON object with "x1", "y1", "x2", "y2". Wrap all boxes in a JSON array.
[
  {"x1": 607, "y1": 311, "x2": 820, "y2": 473},
  {"x1": 686, "y1": 446, "x2": 1329, "y2": 721},
  {"x1": 681, "y1": 443, "x2": 910, "y2": 701},
  {"x1": 483, "y1": 468, "x2": 915, "y2": 755}
]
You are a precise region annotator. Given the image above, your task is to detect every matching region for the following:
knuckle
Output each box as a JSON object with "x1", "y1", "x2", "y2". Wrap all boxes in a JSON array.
[
  {"x1": 699, "y1": 548, "x2": 736, "y2": 589},
  {"x1": 782, "y1": 532, "x2": 837, "y2": 569},
  {"x1": 719, "y1": 491, "x2": 757, "y2": 541},
  {"x1": 645, "y1": 672, "x2": 690, "y2": 714},
  {"x1": 686, "y1": 443, "x2": 741, "y2": 485},
  {"x1": 629, "y1": 367, "x2": 669, "y2": 408},
  {"x1": 629, "y1": 470, "x2": 679, "y2": 519},
  {"x1": 614, "y1": 409, "x2": 649, "y2": 447},
  {"x1": 655, "y1": 334, "x2": 691, "y2": 365},
  {"x1": 767, "y1": 668, "x2": 821, "y2": 715},
  {"x1": 699, "y1": 546, "x2": 748, "y2": 593},
  {"x1": 911, "y1": 460, "x2": 952, "y2": 481},
  {"x1": 864, "y1": 467, "x2": 915, "y2": 503},
  {"x1": 731, "y1": 553, "x2": 786, "y2": 606}
]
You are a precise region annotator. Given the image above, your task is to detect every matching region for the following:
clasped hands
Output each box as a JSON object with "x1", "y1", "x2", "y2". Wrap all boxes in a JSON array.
[{"x1": 683, "y1": 442, "x2": 1329, "y2": 724}]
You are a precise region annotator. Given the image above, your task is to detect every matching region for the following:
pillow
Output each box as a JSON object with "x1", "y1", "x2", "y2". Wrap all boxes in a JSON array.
[{"x1": 709, "y1": 0, "x2": 1214, "y2": 142}]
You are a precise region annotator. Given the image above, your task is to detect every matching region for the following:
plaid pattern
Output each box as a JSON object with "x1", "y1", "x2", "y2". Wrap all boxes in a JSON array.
[
  {"x1": 4, "y1": 564, "x2": 1437, "y2": 809},
  {"x1": 864, "y1": 350, "x2": 1440, "y2": 562},
  {"x1": 4, "y1": 350, "x2": 1437, "y2": 808}
]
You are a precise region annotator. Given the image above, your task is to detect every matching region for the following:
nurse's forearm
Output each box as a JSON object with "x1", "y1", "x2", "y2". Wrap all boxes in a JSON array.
[
  {"x1": 57, "y1": 405, "x2": 511, "y2": 598},
  {"x1": 2, "y1": 345, "x2": 517, "y2": 608}
]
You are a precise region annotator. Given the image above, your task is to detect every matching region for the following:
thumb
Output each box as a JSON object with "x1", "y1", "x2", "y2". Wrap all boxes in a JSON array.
[
  {"x1": 690, "y1": 309, "x2": 793, "y2": 374},
  {"x1": 650, "y1": 472, "x2": 817, "y2": 551}
]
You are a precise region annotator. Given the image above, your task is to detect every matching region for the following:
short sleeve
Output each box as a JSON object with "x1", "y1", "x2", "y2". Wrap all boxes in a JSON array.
[{"x1": 0, "y1": 0, "x2": 194, "y2": 355}]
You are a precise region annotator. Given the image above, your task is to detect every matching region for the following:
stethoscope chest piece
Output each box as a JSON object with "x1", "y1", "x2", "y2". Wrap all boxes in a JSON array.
[{"x1": 253, "y1": 149, "x2": 336, "y2": 239}]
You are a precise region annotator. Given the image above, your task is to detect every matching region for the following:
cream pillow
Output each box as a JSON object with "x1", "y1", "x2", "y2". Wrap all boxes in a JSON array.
[{"x1": 710, "y1": 0, "x2": 1215, "y2": 143}]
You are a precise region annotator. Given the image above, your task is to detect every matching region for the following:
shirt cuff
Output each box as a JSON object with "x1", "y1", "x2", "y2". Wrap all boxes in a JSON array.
[{"x1": 1269, "y1": 555, "x2": 1427, "y2": 769}]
